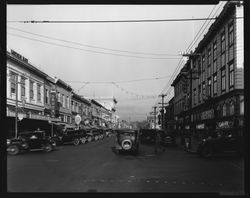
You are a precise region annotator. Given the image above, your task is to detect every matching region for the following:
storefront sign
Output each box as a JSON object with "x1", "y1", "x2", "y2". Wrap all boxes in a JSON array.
[
  {"x1": 216, "y1": 121, "x2": 233, "y2": 129},
  {"x1": 29, "y1": 113, "x2": 49, "y2": 121},
  {"x1": 7, "y1": 109, "x2": 27, "y2": 118},
  {"x1": 201, "y1": 109, "x2": 214, "y2": 120},
  {"x1": 196, "y1": 123, "x2": 205, "y2": 129},
  {"x1": 11, "y1": 50, "x2": 29, "y2": 62}
]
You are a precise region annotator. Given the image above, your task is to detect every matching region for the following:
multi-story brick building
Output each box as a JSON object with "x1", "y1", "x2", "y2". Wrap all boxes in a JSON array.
[{"x1": 172, "y1": 1, "x2": 244, "y2": 142}]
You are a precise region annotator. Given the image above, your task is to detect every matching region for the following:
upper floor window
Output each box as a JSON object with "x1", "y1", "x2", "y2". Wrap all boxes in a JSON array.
[
  {"x1": 45, "y1": 89, "x2": 49, "y2": 104},
  {"x1": 37, "y1": 84, "x2": 41, "y2": 102},
  {"x1": 208, "y1": 47, "x2": 212, "y2": 66},
  {"x1": 202, "y1": 82, "x2": 206, "y2": 100},
  {"x1": 213, "y1": 41, "x2": 217, "y2": 60},
  {"x1": 213, "y1": 74, "x2": 217, "y2": 95},
  {"x1": 62, "y1": 94, "x2": 65, "y2": 108},
  {"x1": 193, "y1": 88, "x2": 197, "y2": 105},
  {"x1": 221, "y1": 31, "x2": 226, "y2": 53},
  {"x1": 221, "y1": 67, "x2": 226, "y2": 92},
  {"x1": 10, "y1": 72, "x2": 17, "y2": 95},
  {"x1": 229, "y1": 63, "x2": 234, "y2": 88},
  {"x1": 30, "y1": 81, "x2": 34, "y2": 100},
  {"x1": 228, "y1": 21, "x2": 234, "y2": 46},
  {"x1": 21, "y1": 77, "x2": 26, "y2": 97},
  {"x1": 240, "y1": 95, "x2": 244, "y2": 115},
  {"x1": 208, "y1": 78, "x2": 211, "y2": 97}
]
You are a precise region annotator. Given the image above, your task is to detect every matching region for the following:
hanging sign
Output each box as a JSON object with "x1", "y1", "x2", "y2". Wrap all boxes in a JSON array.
[{"x1": 75, "y1": 114, "x2": 81, "y2": 125}]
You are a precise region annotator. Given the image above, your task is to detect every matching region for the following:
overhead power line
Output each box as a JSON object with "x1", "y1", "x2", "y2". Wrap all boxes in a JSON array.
[
  {"x1": 7, "y1": 17, "x2": 243, "y2": 24},
  {"x1": 7, "y1": 26, "x2": 180, "y2": 57},
  {"x1": 7, "y1": 32, "x2": 180, "y2": 60}
]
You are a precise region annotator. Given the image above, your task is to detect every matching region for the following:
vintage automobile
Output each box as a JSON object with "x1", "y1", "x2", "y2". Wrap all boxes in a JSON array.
[
  {"x1": 7, "y1": 130, "x2": 56, "y2": 155},
  {"x1": 161, "y1": 130, "x2": 176, "y2": 146},
  {"x1": 104, "y1": 128, "x2": 113, "y2": 138},
  {"x1": 139, "y1": 129, "x2": 156, "y2": 144},
  {"x1": 197, "y1": 130, "x2": 243, "y2": 158},
  {"x1": 114, "y1": 129, "x2": 140, "y2": 155},
  {"x1": 54, "y1": 129, "x2": 83, "y2": 146}
]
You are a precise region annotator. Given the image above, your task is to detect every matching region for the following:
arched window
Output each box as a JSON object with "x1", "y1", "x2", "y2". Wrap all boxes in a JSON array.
[
  {"x1": 229, "y1": 101, "x2": 235, "y2": 115},
  {"x1": 222, "y1": 103, "x2": 227, "y2": 117}
]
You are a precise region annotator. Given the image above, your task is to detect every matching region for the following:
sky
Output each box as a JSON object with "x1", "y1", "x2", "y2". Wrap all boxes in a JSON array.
[{"x1": 7, "y1": 2, "x2": 227, "y2": 122}]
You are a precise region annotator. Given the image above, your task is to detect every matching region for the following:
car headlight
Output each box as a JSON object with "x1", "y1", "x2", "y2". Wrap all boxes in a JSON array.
[
  {"x1": 202, "y1": 139, "x2": 206, "y2": 142},
  {"x1": 7, "y1": 139, "x2": 11, "y2": 145},
  {"x1": 131, "y1": 136, "x2": 135, "y2": 141}
]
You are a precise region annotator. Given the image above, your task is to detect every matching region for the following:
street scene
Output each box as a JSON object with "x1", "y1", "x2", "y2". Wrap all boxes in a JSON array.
[{"x1": 6, "y1": 1, "x2": 245, "y2": 195}]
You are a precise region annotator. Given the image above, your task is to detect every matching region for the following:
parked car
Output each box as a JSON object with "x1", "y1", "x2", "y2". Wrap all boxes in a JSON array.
[
  {"x1": 85, "y1": 130, "x2": 95, "y2": 143},
  {"x1": 139, "y1": 129, "x2": 156, "y2": 144},
  {"x1": 114, "y1": 129, "x2": 140, "y2": 155},
  {"x1": 162, "y1": 130, "x2": 176, "y2": 146},
  {"x1": 104, "y1": 128, "x2": 113, "y2": 137},
  {"x1": 7, "y1": 130, "x2": 56, "y2": 155},
  {"x1": 197, "y1": 130, "x2": 243, "y2": 158},
  {"x1": 54, "y1": 129, "x2": 83, "y2": 146}
]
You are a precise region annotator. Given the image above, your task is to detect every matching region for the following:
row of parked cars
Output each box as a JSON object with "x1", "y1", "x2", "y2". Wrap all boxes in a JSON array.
[{"x1": 7, "y1": 127, "x2": 114, "y2": 155}]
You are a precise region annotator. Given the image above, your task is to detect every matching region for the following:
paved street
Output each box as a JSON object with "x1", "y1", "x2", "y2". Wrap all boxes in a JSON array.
[{"x1": 7, "y1": 136, "x2": 244, "y2": 195}]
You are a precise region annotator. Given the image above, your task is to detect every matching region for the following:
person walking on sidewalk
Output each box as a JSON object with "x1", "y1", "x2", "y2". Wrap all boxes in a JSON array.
[{"x1": 154, "y1": 130, "x2": 165, "y2": 153}]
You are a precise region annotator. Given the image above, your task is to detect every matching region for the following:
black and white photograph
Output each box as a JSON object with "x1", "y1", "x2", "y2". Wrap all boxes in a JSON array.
[{"x1": 5, "y1": 0, "x2": 246, "y2": 195}]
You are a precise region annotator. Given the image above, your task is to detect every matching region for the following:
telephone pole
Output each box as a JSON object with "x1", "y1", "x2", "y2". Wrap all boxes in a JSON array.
[
  {"x1": 181, "y1": 51, "x2": 200, "y2": 149},
  {"x1": 158, "y1": 94, "x2": 168, "y2": 130}
]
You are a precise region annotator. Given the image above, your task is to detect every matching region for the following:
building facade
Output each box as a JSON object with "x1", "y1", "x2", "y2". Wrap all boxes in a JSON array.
[{"x1": 172, "y1": 1, "x2": 244, "y2": 140}]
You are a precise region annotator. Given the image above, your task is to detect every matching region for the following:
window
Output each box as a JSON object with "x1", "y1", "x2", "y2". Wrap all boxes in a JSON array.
[
  {"x1": 57, "y1": 93, "x2": 60, "y2": 102},
  {"x1": 208, "y1": 78, "x2": 211, "y2": 97},
  {"x1": 202, "y1": 55, "x2": 205, "y2": 81},
  {"x1": 10, "y1": 72, "x2": 17, "y2": 94},
  {"x1": 45, "y1": 89, "x2": 49, "y2": 104},
  {"x1": 62, "y1": 94, "x2": 65, "y2": 108},
  {"x1": 229, "y1": 101, "x2": 234, "y2": 115},
  {"x1": 66, "y1": 96, "x2": 69, "y2": 109},
  {"x1": 213, "y1": 74, "x2": 217, "y2": 95},
  {"x1": 193, "y1": 88, "x2": 197, "y2": 105},
  {"x1": 202, "y1": 82, "x2": 206, "y2": 100},
  {"x1": 221, "y1": 31, "x2": 226, "y2": 53},
  {"x1": 213, "y1": 41, "x2": 217, "y2": 74},
  {"x1": 198, "y1": 85, "x2": 201, "y2": 103},
  {"x1": 208, "y1": 48, "x2": 212, "y2": 66},
  {"x1": 221, "y1": 67, "x2": 226, "y2": 92},
  {"x1": 240, "y1": 96, "x2": 244, "y2": 115},
  {"x1": 64, "y1": 95, "x2": 67, "y2": 108},
  {"x1": 30, "y1": 81, "x2": 34, "y2": 100},
  {"x1": 37, "y1": 84, "x2": 41, "y2": 102},
  {"x1": 229, "y1": 63, "x2": 234, "y2": 87},
  {"x1": 72, "y1": 101, "x2": 74, "y2": 111},
  {"x1": 21, "y1": 77, "x2": 25, "y2": 97},
  {"x1": 222, "y1": 104, "x2": 227, "y2": 117},
  {"x1": 228, "y1": 21, "x2": 234, "y2": 46},
  {"x1": 221, "y1": 52, "x2": 226, "y2": 67}
]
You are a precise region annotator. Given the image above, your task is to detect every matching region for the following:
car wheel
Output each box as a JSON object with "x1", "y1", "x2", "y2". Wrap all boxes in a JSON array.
[
  {"x1": 200, "y1": 146, "x2": 213, "y2": 158},
  {"x1": 43, "y1": 144, "x2": 53, "y2": 152},
  {"x1": 81, "y1": 137, "x2": 87, "y2": 144},
  {"x1": 73, "y1": 138, "x2": 80, "y2": 146},
  {"x1": 7, "y1": 145, "x2": 20, "y2": 155}
]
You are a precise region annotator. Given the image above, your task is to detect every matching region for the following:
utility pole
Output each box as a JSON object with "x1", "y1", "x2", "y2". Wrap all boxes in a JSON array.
[
  {"x1": 158, "y1": 94, "x2": 168, "y2": 130},
  {"x1": 152, "y1": 106, "x2": 157, "y2": 129},
  {"x1": 181, "y1": 51, "x2": 200, "y2": 149},
  {"x1": 15, "y1": 75, "x2": 18, "y2": 139}
]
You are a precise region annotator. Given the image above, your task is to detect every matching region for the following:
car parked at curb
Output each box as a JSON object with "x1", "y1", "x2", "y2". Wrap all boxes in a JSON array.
[
  {"x1": 7, "y1": 130, "x2": 56, "y2": 155},
  {"x1": 53, "y1": 129, "x2": 84, "y2": 146}
]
